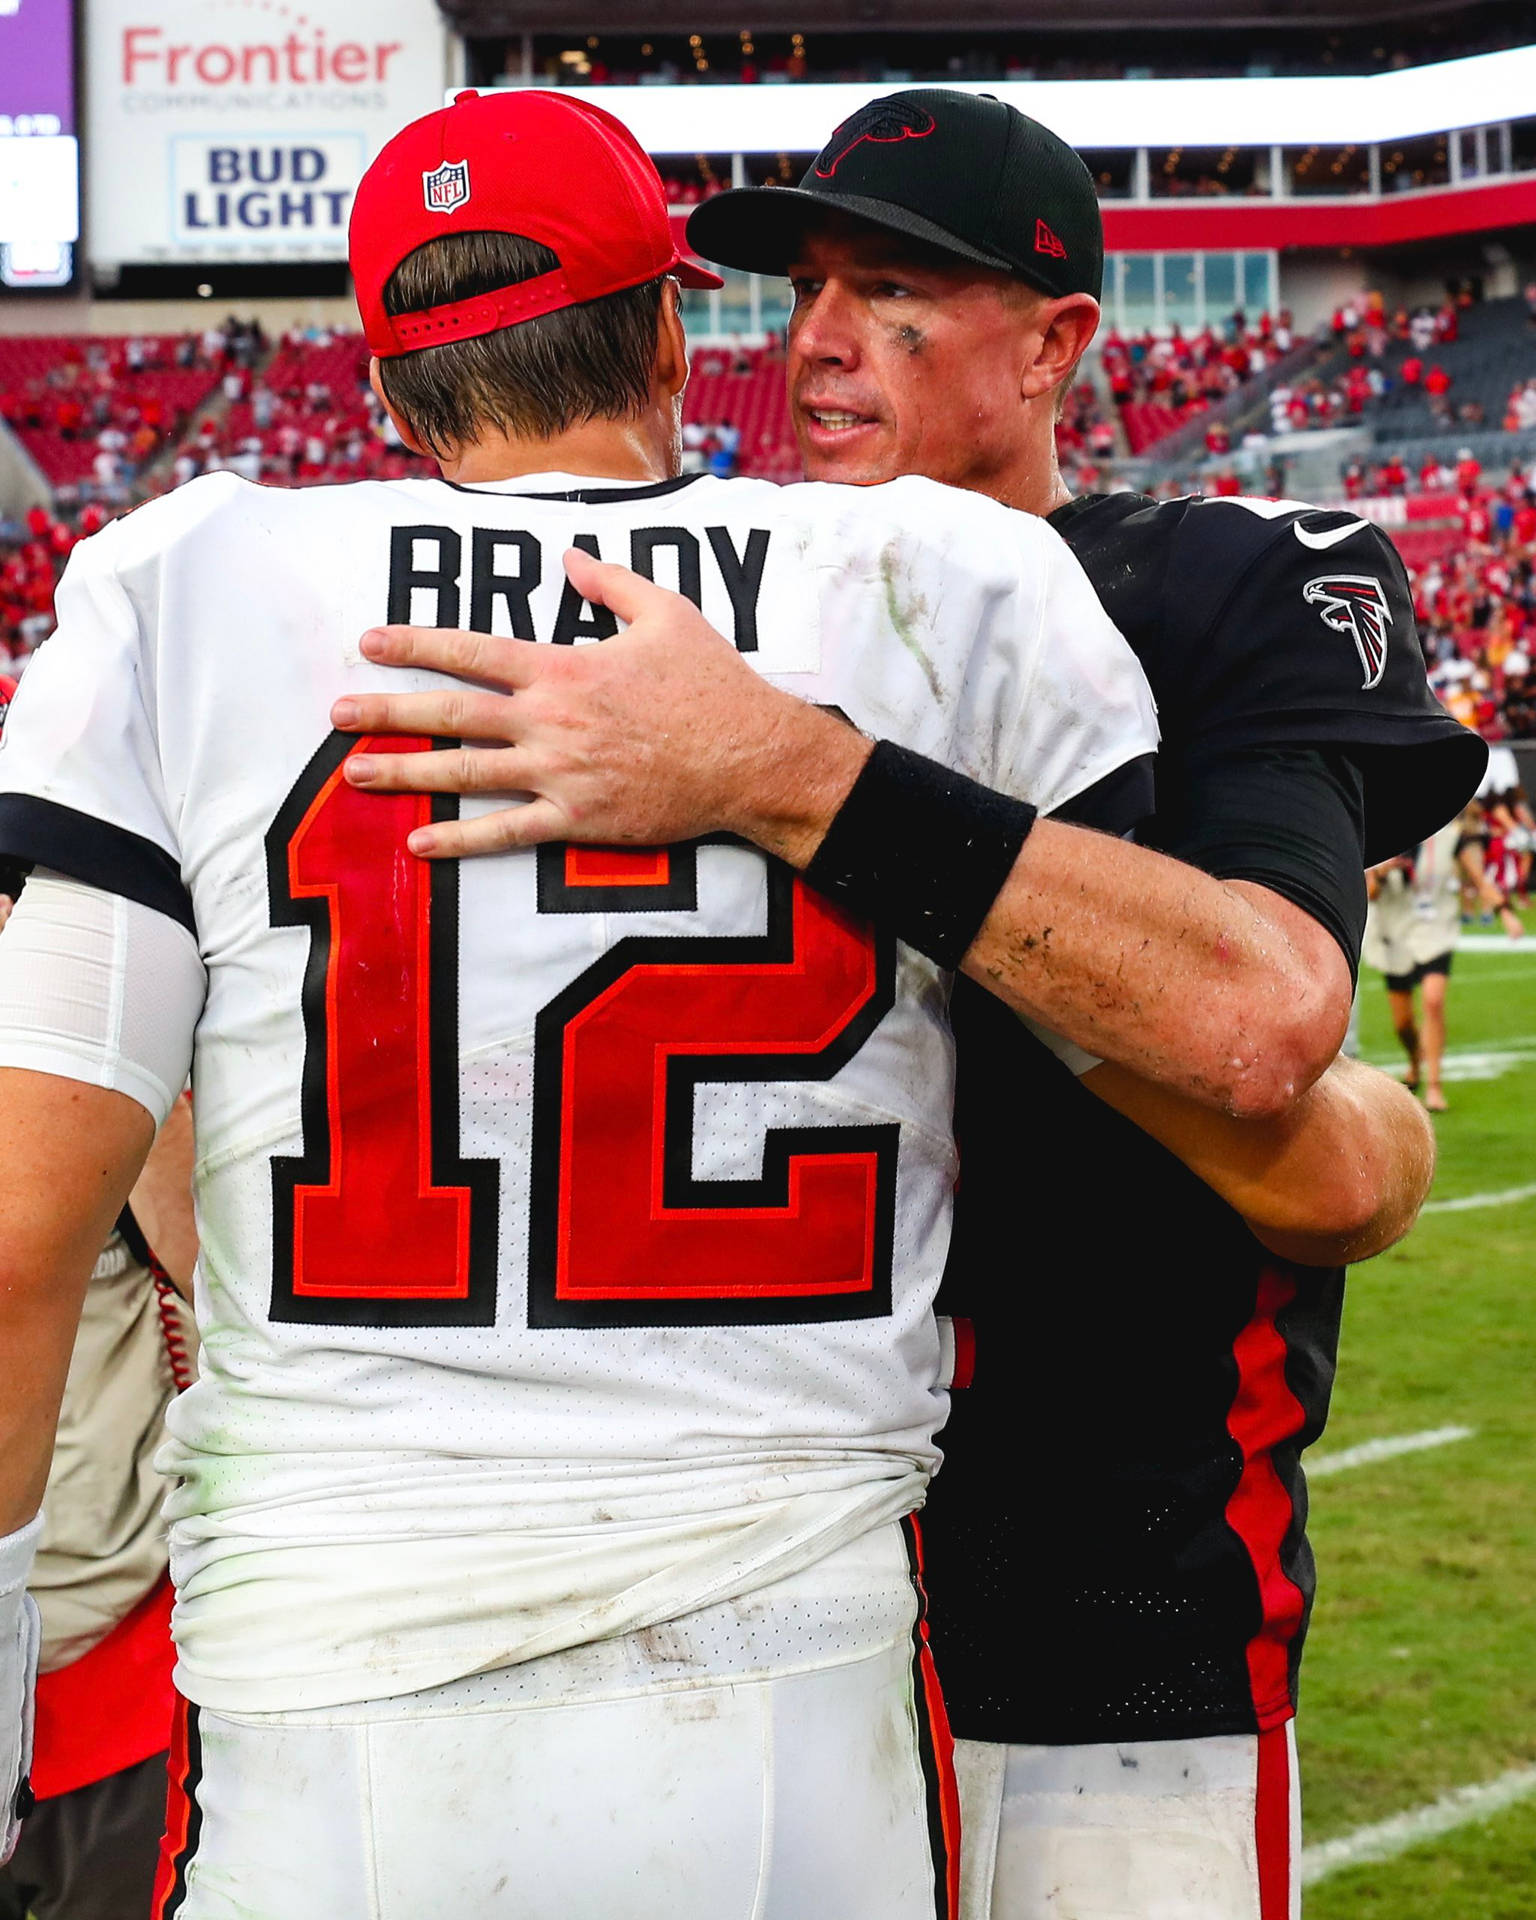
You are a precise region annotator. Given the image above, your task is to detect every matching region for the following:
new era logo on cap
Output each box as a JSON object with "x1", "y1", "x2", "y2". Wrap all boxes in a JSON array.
[
  {"x1": 423, "y1": 159, "x2": 470, "y2": 214},
  {"x1": 1035, "y1": 219, "x2": 1067, "y2": 259}
]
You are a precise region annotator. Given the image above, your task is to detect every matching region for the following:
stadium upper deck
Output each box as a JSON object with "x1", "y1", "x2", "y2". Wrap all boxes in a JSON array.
[{"x1": 461, "y1": 2, "x2": 1536, "y2": 89}]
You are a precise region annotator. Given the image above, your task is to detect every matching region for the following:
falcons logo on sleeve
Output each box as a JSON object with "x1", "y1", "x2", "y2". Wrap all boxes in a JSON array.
[{"x1": 1302, "y1": 574, "x2": 1392, "y2": 690}]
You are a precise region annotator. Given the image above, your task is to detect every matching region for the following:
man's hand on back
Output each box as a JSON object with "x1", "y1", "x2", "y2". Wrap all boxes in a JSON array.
[
  {"x1": 333, "y1": 549, "x2": 870, "y2": 865},
  {"x1": 337, "y1": 555, "x2": 1349, "y2": 1116}
]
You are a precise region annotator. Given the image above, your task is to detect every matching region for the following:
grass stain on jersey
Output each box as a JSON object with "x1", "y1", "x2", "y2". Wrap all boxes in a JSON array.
[{"x1": 878, "y1": 541, "x2": 942, "y2": 701}]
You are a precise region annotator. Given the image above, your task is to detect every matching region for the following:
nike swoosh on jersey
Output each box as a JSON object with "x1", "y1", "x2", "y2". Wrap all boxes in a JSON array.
[{"x1": 1292, "y1": 518, "x2": 1370, "y2": 551}]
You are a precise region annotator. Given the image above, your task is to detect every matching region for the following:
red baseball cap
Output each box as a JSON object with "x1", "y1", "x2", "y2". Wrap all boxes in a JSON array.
[{"x1": 350, "y1": 89, "x2": 723, "y2": 359}]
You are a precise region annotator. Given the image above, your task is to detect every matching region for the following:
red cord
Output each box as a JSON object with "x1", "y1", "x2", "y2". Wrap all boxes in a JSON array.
[{"x1": 151, "y1": 1260, "x2": 194, "y2": 1394}]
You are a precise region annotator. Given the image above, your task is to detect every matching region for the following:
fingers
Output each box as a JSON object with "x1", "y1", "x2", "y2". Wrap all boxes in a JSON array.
[
  {"x1": 562, "y1": 547, "x2": 675, "y2": 625},
  {"x1": 343, "y1": 742, "x2": 533, "y2": 795},
  {"x1": 356, "y1": 625, "x2": 545, "y2": 688},
  {"x1": 408, "y1": 798, "x2": 569, "y2": 860},
  {"x1": 332, "y1": 686, "x2": 521, "y2": 742}
]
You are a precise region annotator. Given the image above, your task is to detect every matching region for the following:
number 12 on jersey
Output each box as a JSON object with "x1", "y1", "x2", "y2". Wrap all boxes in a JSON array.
[{"x1": 267, "y1": 733, "x2": 899, "y2": 1330}]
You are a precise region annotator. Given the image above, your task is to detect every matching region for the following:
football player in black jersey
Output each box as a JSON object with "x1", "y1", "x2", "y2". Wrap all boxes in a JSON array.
[{"x1": 336, "y1": 91, "x2": 1484, "y2": 1920}]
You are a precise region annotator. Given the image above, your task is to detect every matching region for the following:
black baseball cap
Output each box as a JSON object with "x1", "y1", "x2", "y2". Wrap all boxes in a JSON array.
[{"x1": 687, "y1": 89, "x2": 1104, "y2": 301}]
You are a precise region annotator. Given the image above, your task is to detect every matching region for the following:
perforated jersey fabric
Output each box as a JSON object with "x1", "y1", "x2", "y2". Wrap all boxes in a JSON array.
[
  {"x1": 923, "y1": 490, "x2": 1481, "y2": 1747},
  {"x1": 0, "y1": 466, "x2": 1155, "y2": 1715}
]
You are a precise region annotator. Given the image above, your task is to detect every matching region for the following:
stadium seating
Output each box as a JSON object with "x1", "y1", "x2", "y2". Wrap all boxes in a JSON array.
[
  {"x1": 683, "y1": 344, "x2": 796, "y2": 478},
  {"x1": 217, "y1": 332, "x2": 428, "y2": 488},
  {"x1": 1099, "y1": 316, "x2": 1294, "y2": 457},
  {"x1": 1121, "y1": 400, "x2": 1198, "y2": 456},
  {"x1": 1366, "y1": 296, "x2": 1533, "y2": 444},
  {"x1": 0, "y1": 336, "x2": 223, "y2": 490}
]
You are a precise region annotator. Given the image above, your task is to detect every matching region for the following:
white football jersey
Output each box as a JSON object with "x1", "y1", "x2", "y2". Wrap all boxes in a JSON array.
[{"x1": 0, "y1": 468, "x2": 1156, "y2": 1711}]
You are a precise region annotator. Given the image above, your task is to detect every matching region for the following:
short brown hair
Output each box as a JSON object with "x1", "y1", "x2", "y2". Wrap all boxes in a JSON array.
[{"x1": 377, "y1": 231, "x2": 667, "y2": 457}]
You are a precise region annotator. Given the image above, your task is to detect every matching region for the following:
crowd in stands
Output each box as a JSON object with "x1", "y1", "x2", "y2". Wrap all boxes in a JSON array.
[
  {"x1": 1055, "y1": 380, "x2": 1120, "y2": 469},
  {"x1": 1400, "y1": 459, "x2": 1536, "y2": 742},
  {"x1": 0, "y1": 321, "x2": 265, "y2": 492},
  {"x1": 682, "y1": 416, "x2": 742, "y2": 476},
  {"x1": 0, "y1": 501, "x2": 109, "y2": 676},
  {"x1": 1343, "y1": 447, "x2": 1488, "y2": 499},
  {"x1": 174, "y1": 326, "x2": 429, "y2": 490},
  {"x1": 11, "y1": 462, "x2": 1535, "y2": 740},
  {"x1": 1270, "y1": 287, "x2": 1479, "y2": 434},
  {"x1": 1100, "y1": 310, "x2": 1295, "y2": 455},
  {"x1": 8, "y1": 309, "x2": 1536, "y2": 744}
]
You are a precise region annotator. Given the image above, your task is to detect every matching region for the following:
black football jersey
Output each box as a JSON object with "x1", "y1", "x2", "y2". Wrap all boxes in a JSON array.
[{"x1": 922, "y1": 493, "x2": 1486, "y2": 1747}]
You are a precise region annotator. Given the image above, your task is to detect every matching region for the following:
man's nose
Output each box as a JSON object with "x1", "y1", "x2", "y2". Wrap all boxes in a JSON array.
[{"x1": 790, "y1": 283, "x2": 860, "y2": 368}]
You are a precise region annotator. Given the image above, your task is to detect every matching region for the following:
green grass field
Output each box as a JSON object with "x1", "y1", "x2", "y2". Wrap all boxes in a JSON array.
[{"x1": 1301, "y1": 921, "x2": 1536, "y2": 1917}]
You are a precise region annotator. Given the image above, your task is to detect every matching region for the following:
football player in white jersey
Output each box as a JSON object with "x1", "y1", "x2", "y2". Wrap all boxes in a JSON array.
[{"x1": 0, "y1": 90, "x2": 1157, "y2": 1918}]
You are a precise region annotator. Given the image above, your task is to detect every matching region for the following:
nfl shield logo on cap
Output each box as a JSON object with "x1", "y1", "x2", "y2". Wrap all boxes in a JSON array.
[{"x1": 423, "y1": 159, "x2": 470, "y2": 214}]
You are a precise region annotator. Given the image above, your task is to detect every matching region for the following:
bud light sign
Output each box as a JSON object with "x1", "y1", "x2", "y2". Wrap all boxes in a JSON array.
[
  {"x1": 87, "y1": 0, "x2": 446, "y2": 266},
  {"x1": 171, "y1": 134, "x2": 363, "y2": 246}
]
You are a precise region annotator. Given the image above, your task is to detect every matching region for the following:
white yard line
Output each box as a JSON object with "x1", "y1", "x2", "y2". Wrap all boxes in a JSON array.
[
  {"x1": 1306, "y1": 1426, "x2": 1475, "y2": 1477},
  {"x1": 1452, "y1": 935, "x2": 1536, "y2": 953},
  {"x1": 1365, "y1": 1034, "x2": 1536, "y2": 1068},
  {"x1": 1300, "y1": 1765, "x2": 1536, "y2": 1884},
  {"x1": 1422, "y1": 1182, "x2": 1536, "y2": 1215},
  {"x1": 1362, "y1": 1036, "x2": 1536, "y2": 1085}
]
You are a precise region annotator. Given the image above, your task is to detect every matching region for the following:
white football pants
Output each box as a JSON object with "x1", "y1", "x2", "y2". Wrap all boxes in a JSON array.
[
  {"x1": 151, "y1": 1520, "x2": 959, "y2": 1920},
  {"x1": 956, "y1": 1725, "x2": 1301, "y2": 1920}
]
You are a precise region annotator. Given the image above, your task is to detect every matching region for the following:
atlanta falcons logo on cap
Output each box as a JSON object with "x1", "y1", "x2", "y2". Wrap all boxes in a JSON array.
[
  {"x1": 1302, "y1": 574, "x2": 1392, "y2": 690},
  {"x1": 815, "y1": 101, "x2": 937, "y2": 179}
]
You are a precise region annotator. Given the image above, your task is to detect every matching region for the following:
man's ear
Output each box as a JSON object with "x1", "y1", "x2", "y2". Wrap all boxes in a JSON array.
[
  {"x1": 655, "y1": 278, "x2": 691, "y2": 401},
  {"x1": 368, "y1": 357, "x2": 433, "y2": 457},
  {"x1": 1021, "y1": 294, "x2": 1102, "y2": 405}
]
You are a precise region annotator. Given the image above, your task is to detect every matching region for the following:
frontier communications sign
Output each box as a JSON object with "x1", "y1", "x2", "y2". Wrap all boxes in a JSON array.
[{"x1": 87, "y1": 0, "x2": 451, "y2": 266}]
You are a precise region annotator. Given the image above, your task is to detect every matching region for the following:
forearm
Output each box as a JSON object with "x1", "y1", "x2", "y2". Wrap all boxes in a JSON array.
[
  {"x1": 126, "y1": 1094, "x2": 200, "y2": 1297},
  {"x1": 0, "y1": 1073, "x2": 155, "y2": 1533},
  {"x1": 1086, "y1": 1051, "x2": 1436, "y2": 1266},
  {"x1": 960, "y1": 825, "x2": 1351, "y2": 1117},
  {"x1": 331, "y1": 609, "x2": 1350, "y2": 1115},
  {"x1": 724, "y1": 730, "x2": 1351, "y2": 1117}
]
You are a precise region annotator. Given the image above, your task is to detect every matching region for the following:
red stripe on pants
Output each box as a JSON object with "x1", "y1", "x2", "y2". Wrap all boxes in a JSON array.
[{"x1": 1223, "y1": 1268, "x2": 1309, "y2": 1727}]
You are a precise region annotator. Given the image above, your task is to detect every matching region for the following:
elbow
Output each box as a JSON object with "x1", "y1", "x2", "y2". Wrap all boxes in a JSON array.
[
  {"x1": 1314, "y1": 1166, "x2": 1406, "y2": 1258},
  {"x1": 1250, "y1": 1169, "x2": 1399, "y2": 1267},
  {"x1": 1338, "y1": 1099, "x2": 1438, "y2": 1263},
  {"x1": 1220, "y1": 1034, "x2": 1336, "y2": 1123},
  {"x1": 1219, "y1": 980, "x2": 1352, "y2": 1123},
  {"x1": 1255, "y1": 1093, "x2": 1438, "y2": 1268}
]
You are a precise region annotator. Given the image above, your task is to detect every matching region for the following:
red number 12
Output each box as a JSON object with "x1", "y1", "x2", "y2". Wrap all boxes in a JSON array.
[{"x1": 267, "y1": 734, "x2": 896, "y2": 1329}]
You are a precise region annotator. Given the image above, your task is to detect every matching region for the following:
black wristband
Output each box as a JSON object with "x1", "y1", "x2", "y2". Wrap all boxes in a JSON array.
[{"x1": 804, "y1": 741, "x2": 1036, "y2": 969}]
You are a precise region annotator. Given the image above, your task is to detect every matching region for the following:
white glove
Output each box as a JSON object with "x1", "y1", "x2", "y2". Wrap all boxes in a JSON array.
[{"x1": 0, "y1": 1514, "x2": 43, "y2": 1865}]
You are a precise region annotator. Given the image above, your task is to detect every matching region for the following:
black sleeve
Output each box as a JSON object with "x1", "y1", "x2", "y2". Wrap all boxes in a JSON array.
[
  {"x1": 1156, "y1": 504, "x2": 1486, "y2": 865},
  {"x1": 0, "y1": 796, "x2": 195, "y2": 934},
  {"x1": 1149, "y1": 742, "x2": 1368, "y2": 975},
  {"x1": 1050, "y1": 752, "x2": 1156, "y2": 836}
]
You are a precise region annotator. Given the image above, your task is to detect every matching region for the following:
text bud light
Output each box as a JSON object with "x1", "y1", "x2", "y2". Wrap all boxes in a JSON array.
[{"x1": 172, "y1": 135, "x2": 365, "y2": 246}]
